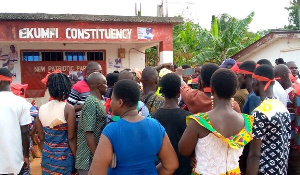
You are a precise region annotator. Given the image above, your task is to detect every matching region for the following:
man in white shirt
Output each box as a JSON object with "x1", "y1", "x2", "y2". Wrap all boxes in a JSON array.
[
  {"x1": 273, "y1": 80, "x2": 289, "y2": 106},
  {"x1": 0, "y1": 68, "x2": 31, "y2": 174}
]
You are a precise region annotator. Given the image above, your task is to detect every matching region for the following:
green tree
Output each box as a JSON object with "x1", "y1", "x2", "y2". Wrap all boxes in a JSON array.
[
  {"x1": 285, "y1": 0, "x2": 300, "y2": 30},
  {"x1": 145, "y1": 47, "x2": 158, "y2": 66},
  {"x1": 193, "y1": 12, "x2": 255, "y2": 64},
  {"x1": 173, "y1": 22, "x2": 203, "y2": 66},
  {"x1": 173, "y1": 12, "x2": 258, "y2": 66}
]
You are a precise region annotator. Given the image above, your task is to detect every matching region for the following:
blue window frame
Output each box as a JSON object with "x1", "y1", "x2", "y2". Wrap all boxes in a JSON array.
[
  {"x1": 22, "y1": 51, "x2": 40, "y2": 61},
  {"x1": 65, "y1": 52, "x2": 86, "y2": 61}
]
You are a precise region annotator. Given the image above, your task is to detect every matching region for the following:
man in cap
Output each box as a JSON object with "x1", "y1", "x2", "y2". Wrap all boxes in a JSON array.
[{"x1": 219, "y1": 58, "x2": 236, "y2": 69}]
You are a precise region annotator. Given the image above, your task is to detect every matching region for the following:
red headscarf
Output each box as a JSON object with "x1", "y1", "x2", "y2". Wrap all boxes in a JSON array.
[
  {"x1": 252, "y1": 74, "x2": 280, "y2": 91},
  {"x1": 11, "y1": 83, "x2": 28, "y2": 97},
  {"x1": 237, "y1": 69, "x2": 254, "y2": 75},
  {"x1": 0, "y1": 75, "x2": 13, "y2": 83},
  {"x1": 231, "y1": 62, "x2": 241, "y2": 73},
  {"x1": 41, "y1": 69, "x2": 62, "y2": 85}
]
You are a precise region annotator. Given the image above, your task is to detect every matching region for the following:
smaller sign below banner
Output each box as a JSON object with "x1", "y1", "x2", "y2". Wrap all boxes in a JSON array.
[
  {"x1": 138, "y1": 27, "x2": 154, "y2": 40},
  {"x1": 108, "y1": 58, "x2": 114, "y2": 68},
  {"x1": 114, "y1": 58, "x2": 122, "y2": 68}
]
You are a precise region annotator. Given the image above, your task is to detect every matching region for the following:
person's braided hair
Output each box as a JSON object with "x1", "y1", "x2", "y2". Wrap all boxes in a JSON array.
[{"x1": 46, "y1": 73, "x2": 71, "y2": 101}]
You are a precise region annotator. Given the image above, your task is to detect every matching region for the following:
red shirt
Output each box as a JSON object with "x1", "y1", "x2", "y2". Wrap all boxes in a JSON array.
[{"x1": 180, "y1": 85, "x2": 241, "y2": 114}]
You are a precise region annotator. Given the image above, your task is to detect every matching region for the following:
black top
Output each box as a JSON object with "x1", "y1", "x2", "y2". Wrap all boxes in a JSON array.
[{"x1": 152, "y1": 108, "x2": 192, "y2": 175}]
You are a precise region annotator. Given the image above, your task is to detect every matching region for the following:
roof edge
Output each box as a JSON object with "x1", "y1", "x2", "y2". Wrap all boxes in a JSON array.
[
  {"x1": 0, "y1": 13, "x2": 183, "y2": 24},
  {"x1": 232, "y1": 29, "x2": 300, "y2": 60}
]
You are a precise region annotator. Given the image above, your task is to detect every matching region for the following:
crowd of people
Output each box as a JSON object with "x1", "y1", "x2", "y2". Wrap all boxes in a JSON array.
[{"x1": 0, "y1": 57, "x2": 299, "y2": 175}]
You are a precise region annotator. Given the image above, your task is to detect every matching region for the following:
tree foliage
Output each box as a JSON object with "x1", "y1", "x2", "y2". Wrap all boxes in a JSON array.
[
  {"x1": 285, "y1": 0, "x2": 299, "y2": 30},
  {"x1": 173, "y1": 12, "x2": 261, "y2": 66},
  {"x1": 145, "y1": 47, "x2": 158, "y2": 66}
]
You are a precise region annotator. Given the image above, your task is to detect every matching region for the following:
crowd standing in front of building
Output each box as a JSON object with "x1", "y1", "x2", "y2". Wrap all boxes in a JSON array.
[{"x1": 1, "y1": 55, "x2": 300, "y2": 175}]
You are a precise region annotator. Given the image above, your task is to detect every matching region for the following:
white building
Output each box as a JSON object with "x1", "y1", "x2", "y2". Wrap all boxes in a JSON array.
[{"x1": 232, "y1": 30, "x2": 300, "y2": 66}]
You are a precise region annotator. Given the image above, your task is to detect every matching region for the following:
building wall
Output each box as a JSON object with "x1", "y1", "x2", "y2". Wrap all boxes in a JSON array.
[
  {"x1": 0, "y1": 18, "x2": 177, "y2": 106},
  {"x1": 0, "y1": 42, "x2": 147, "y2": 106},
  {"x1": 0, "y1": 42, "x2": 147, "y2": 82},
  {"x1": 237, "y1": 37, "x2": 300, "y2": 66}
]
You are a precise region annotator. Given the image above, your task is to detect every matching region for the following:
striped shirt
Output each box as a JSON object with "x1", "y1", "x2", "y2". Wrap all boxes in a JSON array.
[{"x1": 67, "y1": 79, "x2": 90, "y2": 119}]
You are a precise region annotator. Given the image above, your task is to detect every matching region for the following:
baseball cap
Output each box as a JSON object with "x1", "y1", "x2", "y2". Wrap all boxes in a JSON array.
[{"x1": 220, "y1": 58, "x2": 236, "y2": 68}]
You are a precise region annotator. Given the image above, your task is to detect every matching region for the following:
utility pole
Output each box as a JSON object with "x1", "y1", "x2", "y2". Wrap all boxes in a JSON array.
[
  {"x1": 166, "y1": 0, "x2": 168, "y2": 17},
  {"x1": 157, "y1": 1, "x2": 164, "y2": 17}
]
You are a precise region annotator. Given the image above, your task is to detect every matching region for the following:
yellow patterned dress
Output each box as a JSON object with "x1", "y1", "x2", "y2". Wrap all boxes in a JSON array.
[{"x1": 188, "y1": 113, "x2": 254, "y2": 175}]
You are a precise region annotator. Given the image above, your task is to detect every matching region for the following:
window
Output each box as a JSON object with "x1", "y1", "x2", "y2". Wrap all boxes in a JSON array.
[
  {"x1": 87, "y1": 51, "x2": 105, "y2": 61},
  {"x1": 22, "y1": 51, "x2": 40, "y2": 61},
  {"x1": 65, "y1": 51, "x2": 86, "y2": 61},
  {"x1": 22, "y1": 50, "x2": 105, "y2": 61},
  {"x1": 41, "y1": 51, "x2": 63, "y2": 61}
]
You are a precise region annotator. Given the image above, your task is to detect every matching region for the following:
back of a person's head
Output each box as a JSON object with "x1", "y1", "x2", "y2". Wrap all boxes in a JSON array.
[
  {"x1": 276, "y1": 58, "x2": 285, "y2": 64},
  {"x1": 160, "y1": 73, "x2": 181, "y2": 98},
  {"x1": 201, "y1": 63, "x2": 219, "y2": 87},
  {"x1": 0, "y1": 68, "x2": 13, "y2": 78},
  {"x1": 182, "y1": 64, "x2": 191, "y2": 69},
  {"x1": 257, "y1": 59, "x2": 272, "y2": 67},
  {"x1": 47, "y1": 73, "x2": 71, "y2": 101},
  {"x1": 68, "y1": 74, "x2": 78, "y2": 81},
  {"x1": 274, "y1": 64, "x2": 290, "y2": 78},
  {"x1": 106, "y1": 73, "x2": 119, "y2": 87},
  {"x1": 239, "y1": 60, "x2": 257, "y2": 72},
  {"x1": 211, "y1": 69, "x2": 238, "y2": 99},
  {"x1": 86, "y1": 61, "x2": 100, "y2": 70},
  {"x1": 113, "y1": 79, "x2": 140, "y2": 107},
  {"x1": 254, "y1": 65, "x2": 274, "y2": 80},
  {"x1": 118, "y1": 70, "x2": 134, "y2": 81},
  {"x1": 122, "y1": 68, "x2": 130, "y2": 72},
  {"x1": 142, "y1": 66, "x2": 158, "y2": 82}
]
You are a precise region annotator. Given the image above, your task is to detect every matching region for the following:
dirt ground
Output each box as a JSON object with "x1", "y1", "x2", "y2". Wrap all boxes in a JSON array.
[{"x1": 30, "y1": 158, "x2": 42, "y2": 175}]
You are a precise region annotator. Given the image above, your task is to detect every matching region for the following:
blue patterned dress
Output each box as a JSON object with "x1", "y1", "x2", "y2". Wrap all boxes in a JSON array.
[{"x1": 42, "y1": 123, "x2": 76, "y2": 175}]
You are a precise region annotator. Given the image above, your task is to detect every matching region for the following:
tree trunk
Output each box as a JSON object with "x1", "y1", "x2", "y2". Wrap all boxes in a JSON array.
[{"x1": 220, "y1": 51, "x2": 226, "y2": 63}]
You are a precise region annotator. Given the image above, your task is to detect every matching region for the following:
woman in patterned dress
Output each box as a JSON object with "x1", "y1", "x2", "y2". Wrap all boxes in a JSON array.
[
  {"x1": 35, "y1": 72, "x2": 77, "y2": 175},
  {"x1": 179, "y1": 69, "x2": 254, "y2": 175}
]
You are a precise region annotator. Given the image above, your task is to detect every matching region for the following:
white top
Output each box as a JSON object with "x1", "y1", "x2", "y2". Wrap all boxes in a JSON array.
[
  {"x1": 0, "y1": 91, "x2": 31, "y2": 174},
  {"x1": 194, "y1": 133, "x2": 243, "y2": 175},
  {"x1": 285, "y1": 87, "x2": 293, "y2": 104},
  {"x1": 273, "y1": 81, "x2": 288, "y2": 107},
  {"x1": 39, "y1": 100, "x2": 67, "y2": 127}
]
